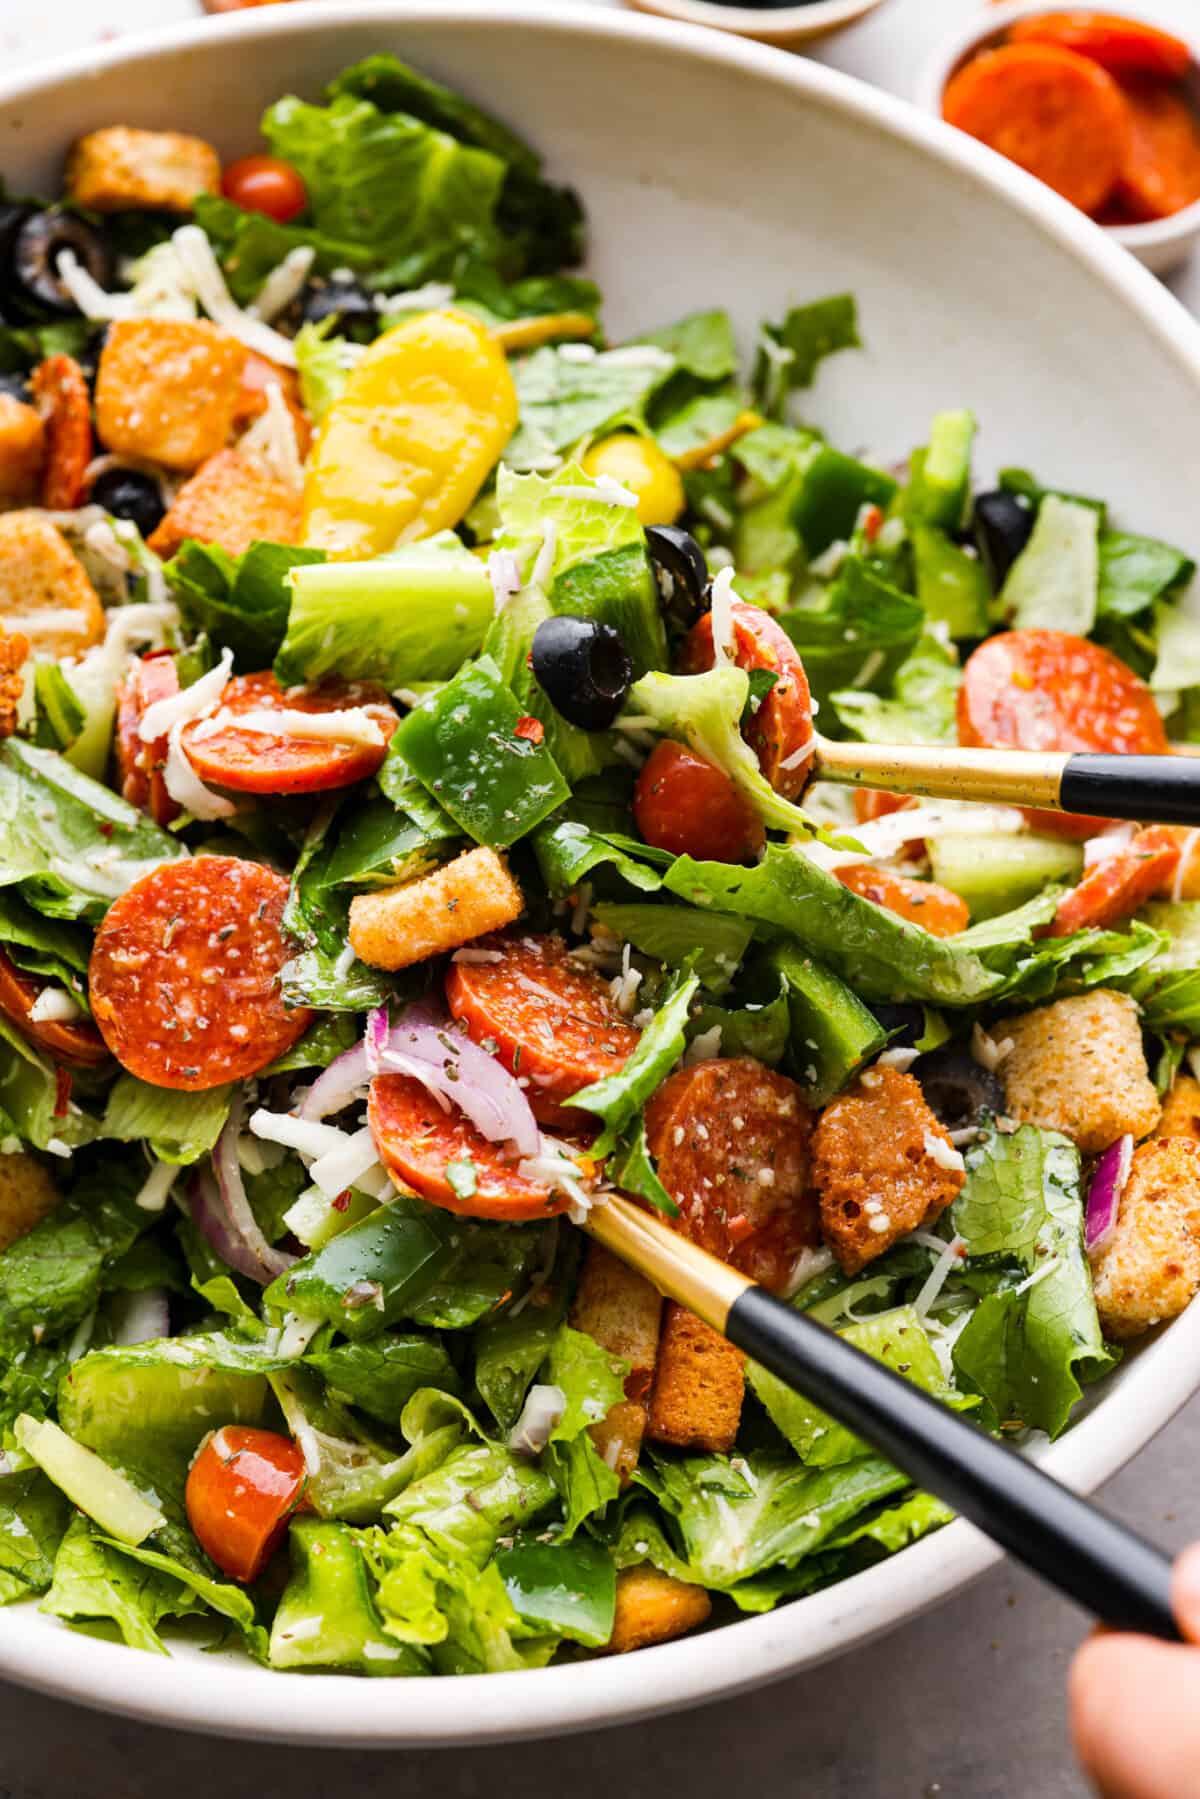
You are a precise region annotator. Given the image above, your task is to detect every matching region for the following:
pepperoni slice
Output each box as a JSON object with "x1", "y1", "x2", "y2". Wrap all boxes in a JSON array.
[
  {"x1": 368, "y1": 1073, "x2": 570, "y2": 1223},
  {"x1": 445, "y1": 934, "x2": 640, "y2": 1128},
  {"x1": 31, "y1": 355, "x2": 93, "y2": 511},
  {"x1": 835, "y1": 865, "x2": 969, "y2": 937},
  {"x1": 180, "y1": 672, "x2": 398, "y2": 796},
  {"x1": 680, "y1": 599, "x2": 814, "y2": 798},
  {"x1": 644, "y1": 1057, "x2": 818, "y2": 1294},
  {"x1": 958, "y1": 629, "x2": 1168, "y2": 837},
  {"x1": 0, "y1": 947, "x2": 107, "y2": 1068},
  {"x1": 1044, "y1": 826, "x2": 1180, "y2": 938},
  {"x1": 88, "y1": 857, "x2": 310, "y2": 1089},
  {"x1": 115, "y1": 652, "x2": 181, "y2": 827}
]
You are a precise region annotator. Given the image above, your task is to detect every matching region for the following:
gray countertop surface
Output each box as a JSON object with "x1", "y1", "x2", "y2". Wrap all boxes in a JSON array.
[
  {"x1": 5, "y1": 1, "x2": 1200, "y2": 1791},
  {"x1": 1, "y1": 1392, "x2": 1196, "y2": 1797}
]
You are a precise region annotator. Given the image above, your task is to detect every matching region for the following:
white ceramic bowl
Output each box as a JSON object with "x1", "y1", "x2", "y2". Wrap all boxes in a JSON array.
[
  {"x1": 915, "y1": 0, "x2": 1200, "y2": 274},
  {"x1": 4, "y1": 0, "x2": 1200, "y2": 1748},
  {"x1": 622, "y1": 0, "x2": 889, "y2": 52}
]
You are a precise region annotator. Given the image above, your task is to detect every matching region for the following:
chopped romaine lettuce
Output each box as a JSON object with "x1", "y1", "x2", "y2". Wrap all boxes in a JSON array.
[{"x1": 275, "y1": 536, "x2": 494, "y2": 689}]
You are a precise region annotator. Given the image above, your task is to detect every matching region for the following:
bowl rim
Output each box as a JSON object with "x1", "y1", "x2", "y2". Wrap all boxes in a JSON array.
[
  {"x1": 912, "y1": 0, "x2": 1200, "y2": 246},
  {"x1": 4, "y1": 0, "x2": 1200, "y2": 1747},
  {"x1": 623, "y1": 0, "x2": 886, "y2": 45}
]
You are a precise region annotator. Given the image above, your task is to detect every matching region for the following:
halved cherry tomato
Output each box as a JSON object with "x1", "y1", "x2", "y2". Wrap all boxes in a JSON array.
[
  {"x1": 368, "y1": 1073, "x2": 571, "y2": 1222},
  {"x1": 0, "y1": 947, "x2": 107, "y2": 1068},
  {"x1": 185, "y1": 1426, "x2": 307, "y2": 1584},
  {"x1": 835, "y1": 864, "x2": 969, "y2": 937},
  {"x1": 445, "y1": 933, "x2": 640, "y2": 1128},
  {"x1": 115, "y1": 651, "x2": 180, "y2": 827},
  {"x1": 31, "y1": 355, "x2": 92, "y2": 510},
  {"x1": 633, "y1": 740, "x2": 765, "y2": 865},
  {"x1": 680, "y1": 599, "x2": 814, "y2": 797},
  {"x1": 958, "y1": 630, "x2": 1168, "y2": 837},
  {"x1": 1043, "y1": 826, "x2": 1180, "y2": 937},
  {"x1": 1008, "y1": 13, "x2": 1191, "y2": 80},
  {"x1": 180, "y1": 671, "x2": 398, "y2": 796},
  {"x1": 942, "y1": 43, "x2": 1131, "y2": 215},
  {"x1": 1115, "y1": 77, "x2": 1200, "y2": 221},
  {"x1": 221, "y1": 155, "x2": 308, "y2": 225}
]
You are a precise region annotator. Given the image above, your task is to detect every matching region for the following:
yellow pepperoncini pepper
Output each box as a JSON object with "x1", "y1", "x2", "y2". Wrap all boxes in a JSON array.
[{"x1": 301, "y1": 308, "x2": 518, "y2": 557}]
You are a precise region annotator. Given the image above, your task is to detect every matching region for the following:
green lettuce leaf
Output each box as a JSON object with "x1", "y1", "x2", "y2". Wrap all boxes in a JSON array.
[
  {"x1": 0, "y1": 1467, "x2": 70, "y2": 1605},
  {"x1": 637, "y1": 1448, "x2": 908, "y2": 1588},
  {"x1": 166, "y1": 538, "x2": 326, "y2": 671},
  {"x1": 504, "y1": 346, "x2": 675, "y2": 470},
  {"x1": 276, "y1": 534, "x2": 494, "y2": 689},
  {"x1": 0, "y1": 739, "x2": 185, "y2": 924},
  {"x1": 40, "y1": 1515, "x2": 202, "y2": 1654},
  {"x1": 192, "y1": 192, "x2": 374, "y2": 305},
  {"x1": 831, "y1": 631, "x2": 961, "y2": 745},
  {"x1": 100, "y1": 1076, "x2": 231, "y2": 1166},
  {"x1": 778, "y1": 557, "x2": 923, "y2": 716},
  {"x1": 570, "y1": 966, "x2": 700, "y2": 1154},
  {"x1": 949, "y1": 1125, "x2": 1116, "y2": 1437},
  {"x1": 753, "y1": 294, "x2": 860, "y2": 416},
  {"x1": 305, "y1": 1335, "x2": 459, "y2": 1431},
  {"x1": 540, "y1": 1323, "x2": 628, "y2": 1537},
  {"x1": 591, "y1": 902, "x2": 754, "y2": 994},
  {"x1": 663, "y1": 847, "x2": 1003, "y2": 1006},
  {"x1": 1097, "y1": 529, "x2": 1194, "y2": 619},
  {"x1": 262, "y1": 93, "x2": 506, "y2": 289}
]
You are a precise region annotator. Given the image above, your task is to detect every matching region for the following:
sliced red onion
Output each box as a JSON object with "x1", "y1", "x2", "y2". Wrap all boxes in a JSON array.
[
  {"x1": 509, "y1": 1383, "x2": 566, "y2": 1458},
  {"x1": 192, "y1": 1096, "x2": 297, "y2": 1285},
  {"x1": 364, "y1": 1005, "x2": 391, "y2": 1074},
  {"x1": 296, "y1": 1041, "x2": 371, "y2": 1121},
  {"x1": 1085, "y1": 1134, "x2": 1133, "y2": 1255},
  {"x1": 380, "y1": 1014, "x2": 539, "y2": 1157},
  {"x1": 110, "y1": 1287, "x2": 169, "y2": 1347}
]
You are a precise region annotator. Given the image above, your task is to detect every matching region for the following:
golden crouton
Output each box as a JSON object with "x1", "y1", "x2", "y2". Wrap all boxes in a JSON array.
[
  {"x1": 0, "y1": 513, "x2": 105, "y2": 658},
  {"x1": 148, "y1": 450, "x2": 301, "y2": 560},
  {"x1": 812, "y1": 1066, "x2": 965, "y2": 1275},
  {"x1": 0, "y1": 631, "x2": 27, "y2": 739},
  {"x1": 605, "y1": 1566, "x2": 712, "y2": 1655},
  {"x1": 646, "y1": 1304, "x2": 744, "y2": 1454},
  {"x1": 997, "y1": 989, "x2": 1160, "y2": 1155},
  {"x1": 65, "y1": 127, "x2": 220, "y2": 214},
  {"x1": 348, "y1": 848, "x2": 523, "y2": 973},
  {"x1": 96, "y1": 320, "x2": 247, "y2": 472},
  {"x1": 1152, "y1": 1073, "x2": 1200, "y2": 1147},
  {"x1": 571, "y1": 1243, "x2": 663, "y2": 1404},
  {"x1": 0, "y1": 396, "x2": 45, "y2": 504},
  {"x1": 0, "y1": 1153, "x2": 60, "y2": 1253},
  {"x1": 571, "y1": 1242, "x2": 663, "y2": 1484},
  {"x1": 1090, "y1": 1138, "x2": 1200, "y2": 1340}
]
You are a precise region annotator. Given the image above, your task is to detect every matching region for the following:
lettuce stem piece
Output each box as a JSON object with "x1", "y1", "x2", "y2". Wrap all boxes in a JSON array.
[{"x1": 14, "y1": 1415, "x2": 164, "y2": 1546}]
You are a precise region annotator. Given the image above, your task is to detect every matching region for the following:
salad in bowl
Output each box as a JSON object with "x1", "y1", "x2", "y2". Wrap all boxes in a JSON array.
[{"x1": 0, "y1": 49, "x2": 1199, "y2": 1679}]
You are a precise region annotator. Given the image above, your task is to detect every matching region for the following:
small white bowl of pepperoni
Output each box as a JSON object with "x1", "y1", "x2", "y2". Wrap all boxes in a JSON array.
[{"x1": 917, "y1": 4, "x2": 1200, "y2": 273}]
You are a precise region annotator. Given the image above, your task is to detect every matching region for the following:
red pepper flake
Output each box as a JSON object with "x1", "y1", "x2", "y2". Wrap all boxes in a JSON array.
[
  {"x1": 98, "y1": 822, "x2": 114, "y2": 838},
  {"x1": 53, "y1": 1066, "x2": 72, "y2": 1118},
  {"x1": 861, "y1": 504, "x2": 883, "y2": 544},
  {"x1": 514, "y1": 715, "x2": 544, "y2": 744},
  {"x1": 332, "y1": 1190, "x2": 352, "y2": 1213},
  {"x1": 725, "y1": 1213, "x2": 755, "y2": 1247}
]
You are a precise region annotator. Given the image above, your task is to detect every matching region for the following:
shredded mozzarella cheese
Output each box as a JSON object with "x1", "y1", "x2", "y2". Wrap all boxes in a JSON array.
[
  {"x1": 139, "y1": 647, "x2": 232, "y2": 741},
  {"x1": 170, "y1": 226, "x2": 299, "y2": 366},
  {"x1": 708, "y1": 565, "x2": 737, "y2": 669},
  {"x1": 923, "y1": 1130, "x2": 966, "y2": 1173},
  {"x1": 162, "y1": 720, "x2": 237, "y2": 821},
  {"x1": 200, "y1": 705, "x2": 386, "y2": 748},
  {"x1": 249, "y1": 1110, "x2": 354, "y2": 1161},
  {"x1": 308, "y1": 1126, "x2": 384, "y2": 1200},
  {"x1": 249, "y1": 247, "x2": 316, "y2": 322}
]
